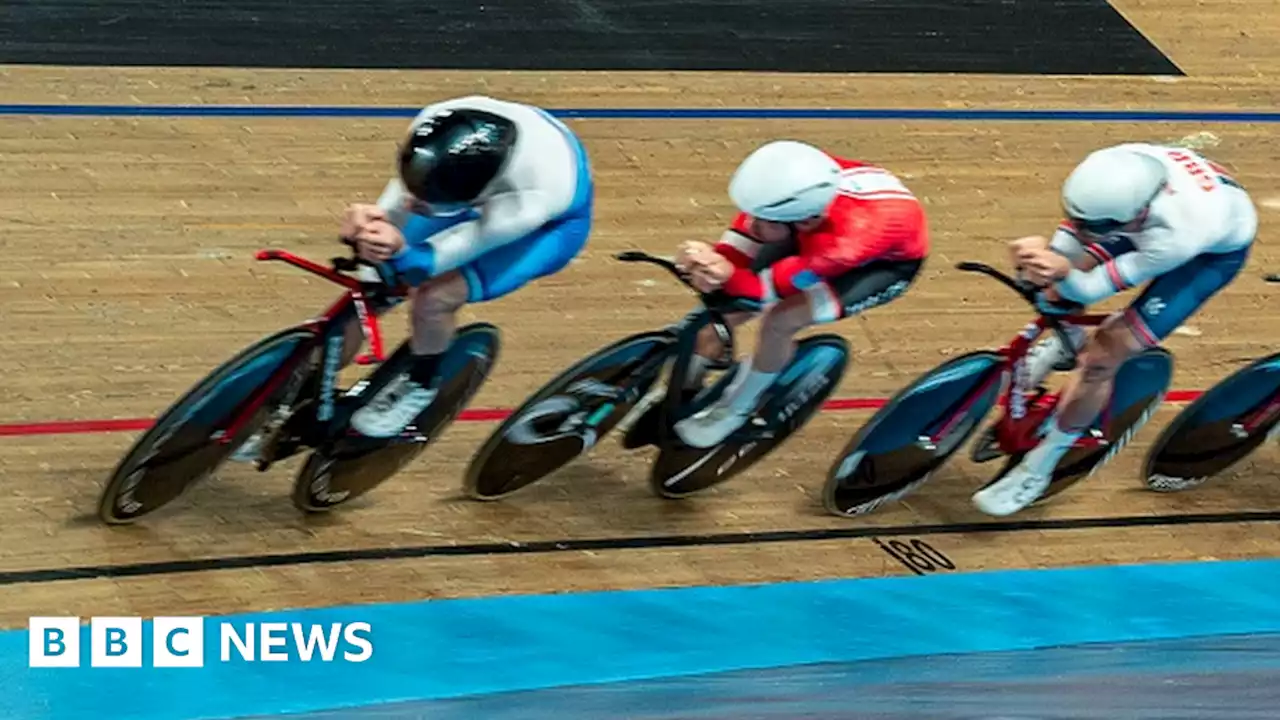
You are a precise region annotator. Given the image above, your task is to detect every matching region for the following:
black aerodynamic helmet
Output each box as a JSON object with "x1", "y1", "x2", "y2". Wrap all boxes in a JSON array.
[{"x1": 397, "y1": 108, "x2": 519, "y2": 207}]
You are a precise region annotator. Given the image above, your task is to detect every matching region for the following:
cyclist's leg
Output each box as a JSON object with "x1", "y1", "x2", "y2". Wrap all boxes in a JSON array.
[
  {"x1": 1051, "y1": 246, "x2": 1249, "y2": 456},
  {"x1": 765, "y1": 257, "x2": 923, "y2": 370},
  {"x1": 457, "y1": 217, "x2": 590, "y2": 305},
  {"x1": 1024, "y1": 231, "x2": 1136, "y2": 386},
  {"x1": 346, "y1": 208, "x2": 531, "y2": 437},
  {"x1": 975, "y1": 245, "x2": 1250, "y2": 516},
  {"x1": 683, "y1": 233, "x2": 797, "y2": 385},
  {"x1": 338, "y1": 210, "x2": 477, "y2": 367},
  {"x1": 231, "y1": 262, "x2": 422, "y2": 460},
  {"x1": 349, "y1": 211, "x2": 591, "y2": 438},
  {"x1": 625, "y1": 233, "x2": 806, "y2": 447},
  {"x1": 674, "y1": 258, "x2": 923, "y2": 448}
]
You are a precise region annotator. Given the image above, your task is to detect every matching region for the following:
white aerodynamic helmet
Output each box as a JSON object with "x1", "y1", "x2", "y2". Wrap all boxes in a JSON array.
[
  {"x1": 1061, "y1": 146, "x2": 1168, "y2": 234},
  {"x1": 728, "y1": 140, "x2": 841, "y2": 222}
]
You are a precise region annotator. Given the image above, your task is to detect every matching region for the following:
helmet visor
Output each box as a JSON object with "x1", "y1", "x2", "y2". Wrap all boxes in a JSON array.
[
  {"x1": 407, "y1": 197, "x2": 471, "y2": 217},
  {"x1": 1062, "y1": 198, "x2": 1150, "y2": 236},
  {"x1": 1065, "y1": 215, "x2": 1129, "y2": 237}
]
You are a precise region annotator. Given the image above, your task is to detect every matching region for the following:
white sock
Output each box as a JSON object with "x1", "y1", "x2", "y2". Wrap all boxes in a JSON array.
[
  {"x1": 1023, "y1": 421, "x2": 1082, "y2": 477},
  {"x1": 684, "y1": 355, "x2": 710, "y2": 389},
  {"x1": 725, "y1": 359, "x2": 778, "y2": 414},
  {"x1": 1025, "y1": 325, "x2": 1085, "y2": 388}
]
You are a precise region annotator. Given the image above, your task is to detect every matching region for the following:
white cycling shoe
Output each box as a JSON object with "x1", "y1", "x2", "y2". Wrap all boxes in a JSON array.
[
  {"x1": 972, "y1": 461, "x2": 1052, "y2": 517},
  {"x1": 673, "y1": 402, "x2": 752, "y2": 449},
  {"x1": 349, "y1": 374, "x2": 438, "y2": 439}
]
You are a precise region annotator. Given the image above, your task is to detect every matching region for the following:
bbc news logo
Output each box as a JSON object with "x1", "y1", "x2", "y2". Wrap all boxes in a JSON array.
[{"x1": 28, "y1": 617, "x2": 373, "y2": 668}]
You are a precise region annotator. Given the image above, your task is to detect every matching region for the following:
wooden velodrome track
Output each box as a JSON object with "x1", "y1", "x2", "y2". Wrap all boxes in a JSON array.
[{"x1": 0, "y1": 0, "x2": 1277, "y2": 629}]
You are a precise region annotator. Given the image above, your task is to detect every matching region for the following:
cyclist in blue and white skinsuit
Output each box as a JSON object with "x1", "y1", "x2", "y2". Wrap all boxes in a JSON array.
[
  {"x1": 973, "y1": 142, "x2": 1257, "y2": 517},
  {"x1": 342, "y1": 95, "x2": 593, "y2": 439}
]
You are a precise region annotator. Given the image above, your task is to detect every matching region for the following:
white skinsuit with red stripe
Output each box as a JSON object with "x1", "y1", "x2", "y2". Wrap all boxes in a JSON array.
[{"x1": 1049, "y1": 142, "x2": 1257, "y2": 307}]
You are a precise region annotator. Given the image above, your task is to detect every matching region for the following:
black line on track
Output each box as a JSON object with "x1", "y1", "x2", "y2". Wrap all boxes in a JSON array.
[{"x1": 3, "y1": 510, "x2": 1277, "y2": 586}]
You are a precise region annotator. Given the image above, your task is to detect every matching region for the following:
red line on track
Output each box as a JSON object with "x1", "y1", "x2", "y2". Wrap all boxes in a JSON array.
[{"x1": 0, "y1": 390, "x2": 1206, "y2": 438}]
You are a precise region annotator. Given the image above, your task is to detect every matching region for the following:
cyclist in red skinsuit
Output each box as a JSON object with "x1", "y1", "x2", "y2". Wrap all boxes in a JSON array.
[
  {"x1": 714, "y1": 161, "x2": 929, "y2": 303},
  {"x1": 621, "y1": 140, "x2": 930, "y2": 450}
]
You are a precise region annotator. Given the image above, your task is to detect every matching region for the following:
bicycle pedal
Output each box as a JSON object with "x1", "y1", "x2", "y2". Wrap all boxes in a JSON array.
[
  {"x1": 735, "y1": 429, "x2": 775, "y2": 443},
  {"x1": 735, "y1": 417, "x2": 775, "y2": 441}
]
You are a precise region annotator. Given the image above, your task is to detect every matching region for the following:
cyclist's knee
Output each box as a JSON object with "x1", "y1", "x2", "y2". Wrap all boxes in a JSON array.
[
  {"x1": 759, "y1": 294, "x2": 813, "y2": 339},
  {"x1": 694, "y1": 324, "x2": 724, "y2": 357},
  {"x1": 1078, "y1": 321, "x2": 1140, "y2": 383},
  {"x1": 1078, "y1": 347, "x2": 1120, "y2": 385},
  {"x1": 695, "y1": 311, "x2": 751, "y2": 358},
  {"x1": 411, "y1": 272, "x2": 469, "y2": 319}
]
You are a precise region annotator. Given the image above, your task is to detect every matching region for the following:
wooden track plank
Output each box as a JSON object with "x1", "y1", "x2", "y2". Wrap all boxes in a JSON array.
[
  {"x1": 6, "y1": 67, "x2": 1280, "y2": 109},
  {"x1": 0, "y1": 116, "x2": 1274, "y2": 421}
]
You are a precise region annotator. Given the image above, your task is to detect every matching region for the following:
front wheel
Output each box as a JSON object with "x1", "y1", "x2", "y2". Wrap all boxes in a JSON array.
[
  {"x1": 824, "y1": 351, "x2": 1005, "y2": 517},
  {"x1": 98, "y1": 327, "x2": 319, "y2": 524},
  {"x1": 463, "y1": 331, "x2": 674, "y2": 500},
  {"x1": 1144, "y1": 351, "x2": 1280, "y2": 492}
]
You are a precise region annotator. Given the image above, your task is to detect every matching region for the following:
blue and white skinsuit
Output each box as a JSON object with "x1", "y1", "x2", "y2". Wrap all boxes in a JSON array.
[{"x1": 349, "y1": 95, "x2": 595, "y2": 438}]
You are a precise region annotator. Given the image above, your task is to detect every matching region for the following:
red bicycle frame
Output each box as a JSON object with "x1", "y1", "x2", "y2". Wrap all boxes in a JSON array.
[
  {"x1": 256, "y1": 249, "x2": 401, "y2": 364},
  {"x1": 926, "y1": 311, "x2": 1111, "y2": 455},
  {"x1": 214, "y1": 249, "x2": 406, "y2": 445}
]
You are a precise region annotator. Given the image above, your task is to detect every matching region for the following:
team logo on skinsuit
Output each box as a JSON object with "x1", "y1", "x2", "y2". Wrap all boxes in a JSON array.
[{"x1": 842, "y1": 279, "x2": 910, "y2": 317}]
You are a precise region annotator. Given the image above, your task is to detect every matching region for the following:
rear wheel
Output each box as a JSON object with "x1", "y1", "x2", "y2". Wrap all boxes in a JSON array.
[
  {"x1": 824, "y1": 351, "x2": 1005, "y2": 517},
  {"x1": 653, "y1": 335, "x2": 849, "y2": 498},
  {"x1": 463, "y1": 331, "x2": 674, "y2": 500},
  {"x1": 1145, "y1": 351, "x2": 1280, "y2": 491},
  {"x1": 98, "y1": 327, "x2": 318, "y2": 524},
  {"x1": 292, "y1": 323, "x2": 501, "y2": 512},
  {"x1": 978, "y1": 347, "x2": 1176, "y2": 502}
]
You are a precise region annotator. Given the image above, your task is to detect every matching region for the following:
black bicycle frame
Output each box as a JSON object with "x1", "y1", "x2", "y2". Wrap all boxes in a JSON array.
[
  {"x1": 611, "y1": 251, "x2": 759, "y2": 439},
  {"x1": 659, "y1": 305, "x2": 741, "y2": 431}
]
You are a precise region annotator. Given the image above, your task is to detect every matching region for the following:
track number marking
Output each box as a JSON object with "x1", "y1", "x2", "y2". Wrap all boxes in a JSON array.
[{"x1": 873, "y1": 537, "x2": 956, "y2": 575}]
